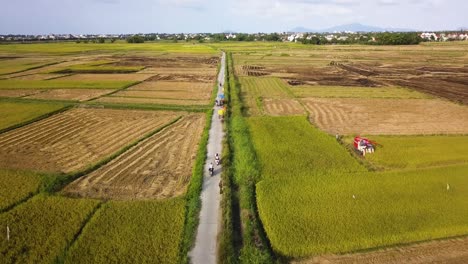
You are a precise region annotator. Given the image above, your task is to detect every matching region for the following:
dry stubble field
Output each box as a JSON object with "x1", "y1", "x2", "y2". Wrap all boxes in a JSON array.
[
  {"x1": 0, "y1": 108, "x2": 180, "y2": 173},
  {"x1": 64, "y1": 113, "x2": 206, "y2": 200}
]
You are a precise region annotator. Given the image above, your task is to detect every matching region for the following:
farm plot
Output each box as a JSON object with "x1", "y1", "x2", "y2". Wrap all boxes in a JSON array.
[
  {"x1": 290, "y1": 85, "x2": 432, "y2": 99},
  {"x1": 49, "y1": 61, "x2": 144, "y2": 74},
  {"x1": 64, "y1": 114, "x2": 205, "y2": 200},
  {"x1": 24, "y1": 89, "x2": 114, "y2": 101},
  {"x1": 0, "y1": 57, "x2": 58, "y2": 75},
  {"x1": 0, "y1": 108, "x2": 180, "y2": 173},
  {"x1": 295, "y1": 237, "x2": 468, "y2": 264},
  {"x1": 127, "y1": 80, "x2": 213, "y2": 92},
  {"x1": 0, "y1": 101, "x2": 67, "y2": 131},
  {"x1": 58, "y1": 73, "x2": 155, "y2": 81},
  {"x1": 262, "y1": 98, "x2": 305, "y2": 116},
  {"x1": 247, "y1": 116, "x2": 365, "y2": 180},
  {"x1": 8, "y1": 73, "x2": 68, "y2": 80},
  {"x1": 345, "y1": 135, "x2": 468, "y2": 170},
  {"x1": 0, "y1": 89, "x2": 41, "y2": 98},
  {"x1": 302, "y1": 98, "x2": 468, "y2": 135},
  {"x1": 65, "y1": 199, "x2": 185, "y2": 264},
  {"x1": 0, "y1": 169, "x2": 44, "y2": 211},
  {"x1": 256, "y1": 164, "x2": 468, "y2": 258},
  {"x1": 0, "y1": 195, "x2": 100, "y2": 264},
  {"x1": 239, "y1": 77, "x2": 292, "y2": 116},
  {"x1": 94, "y1": 96, "x2": 210, "y2": 106},
  {"x1": 0, "y1": 79, "x2": 137, "y2": 90},
  {"x1": 95, "y1": 80, "x2": 214, "y2": 106}
]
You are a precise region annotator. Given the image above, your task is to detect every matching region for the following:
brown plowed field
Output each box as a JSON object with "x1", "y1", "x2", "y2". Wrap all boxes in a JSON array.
[
  {"x1": 263, "y1": 99, "x2": 305, "y2": 116},
  {"x1": 63, "y1": 114, "x2": 205, "y2": 200},
  {"x1": 301, "y1": 98, "x2": 468, "y2": 135},
  {"x1": 94, "y1": 96, "x2": 209, "y2": 106},
  {"x1": 0, "y1": 108, "x2": 180, "y2": 173},
  {"x1": 58, "y1": 73, "x2": 155, "y2": 81},
  {"x1": 25, "y1": 89, "x2": 114, "y2": 101},
  {"x1": 295, "y1": 237, "x2": 468, "y2": 264}
]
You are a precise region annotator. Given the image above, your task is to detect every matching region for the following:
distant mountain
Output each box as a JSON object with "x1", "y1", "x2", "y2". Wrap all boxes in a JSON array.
[
  {"x1": 289, "y1": 26, "x2": 315, "y2": 33},
  {"x1": 222, "y1": 30, "x2": 236, "y2": 34},
  {"x1": 289, "y1": 23, "x2": 415, "y2": 33}
]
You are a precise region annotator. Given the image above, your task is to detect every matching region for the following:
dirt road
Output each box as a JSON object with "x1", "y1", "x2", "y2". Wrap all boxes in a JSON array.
[{"x1": 189, "y1": 52, "x2": 225, "y2": 264}]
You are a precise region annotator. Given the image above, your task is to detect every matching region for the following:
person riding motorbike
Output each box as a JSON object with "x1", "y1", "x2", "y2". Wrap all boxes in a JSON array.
[
  {"x1": 215, "y1": 153, "x2": 220, "y2": 165},
  {"x1": 208, "y1": 162, "x2": 214, "y2": 176}
]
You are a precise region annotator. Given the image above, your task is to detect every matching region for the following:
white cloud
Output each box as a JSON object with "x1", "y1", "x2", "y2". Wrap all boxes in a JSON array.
[{"x1": 230, "y1": 0, "x2": 353, "y2": 22}]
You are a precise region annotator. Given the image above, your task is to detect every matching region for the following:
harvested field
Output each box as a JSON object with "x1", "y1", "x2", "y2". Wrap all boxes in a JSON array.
[
  {"x1": 64, "y1": 114, "x2": 205, "y2": 200},
  {"x1": 112, "y1": 89, "x2": 211, "y2": 100},
  {"x1": 295, "y1": 237, "x2": 468, "y2": 264},
  {"x1": 112, "y1": 55, "x2": 218, "y2": 68},
  {"x1": 10, "y1": 73, "x2": 68, "y2": 80},
  {"x1": 58, "y1": 73, "x2": 155, "y2": 81},
  {"x1": 263, "y1": 98, "x2": 305, "y2": 116},
  {"x1": 24, "y1": 89, "x2": 114, "y2": 101},
  {"x1": 147, "y1": 74, "x2": 215, "y2": 83},
  {"x1": 94, "y1": 96, "x2": 209, "y2": 106},
  {"x1": 290, "y1": 85, "x2": 432, "y2": 99},
  {"x1": 0, "y1": 89, "x2": 41, "y2": 98},
  {"x1": 0, "y1": 108, "x2": 180, "y2": 173},
  {"x1": 302, "y1": 98, "x2": 468, "y2": 135},
  {"x1": 138, "y1": 67, "x2": 217, "y2": 76},
  {"x1": 127, "y1": 81, "x2": 213, "y2": 92}
]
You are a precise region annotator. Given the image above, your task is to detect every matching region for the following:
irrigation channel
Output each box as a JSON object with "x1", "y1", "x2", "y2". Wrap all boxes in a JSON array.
[{"x1": 189, "y1": 52, "x2": 225, "y2": 264}]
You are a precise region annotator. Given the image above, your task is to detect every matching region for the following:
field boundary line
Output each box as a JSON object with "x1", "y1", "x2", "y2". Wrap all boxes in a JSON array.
[
  {"x1": 84, "y1": 80, "x2": 142, "y2": 102},
  {"x1": 0, "y1": 60, "x2": 66, "y2": 77},
  {"x1": 57, "y1": 200, "x2": 105, "y2": 263},
  {"x1": 0, "y1": 104, "x2": 73, "y2": 135},
  {"x1": 55, "y1": 115, "x2": 183, "y2": 193},
  {"x1": 0, "y1": 190, "x2": 36, "y2": 214},
  {"x1": 83, "y1": 101, "x2": 210, "y2": 112}
]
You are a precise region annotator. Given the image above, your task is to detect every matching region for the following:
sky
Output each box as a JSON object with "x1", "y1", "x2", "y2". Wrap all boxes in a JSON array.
[{"x1": 0, "y1": 0, "x2": 466, "y2": 34}]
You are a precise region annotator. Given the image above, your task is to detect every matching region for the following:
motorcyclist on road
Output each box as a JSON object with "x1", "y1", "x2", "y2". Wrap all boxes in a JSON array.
[
  {"x1": 208, "y1": 162, "x2": 214, "y2": 175},
  {"x1": 215, "y1": 153, "x2": 220, "y2": 165}
]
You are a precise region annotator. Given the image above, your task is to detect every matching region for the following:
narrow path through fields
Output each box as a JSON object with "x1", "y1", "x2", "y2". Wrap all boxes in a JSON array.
[{"x1": 189, "y1": 52, "x2": 225, "y2": 264}]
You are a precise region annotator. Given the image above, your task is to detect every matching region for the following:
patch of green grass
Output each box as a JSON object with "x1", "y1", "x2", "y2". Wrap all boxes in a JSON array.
[
  {"x1": 0, "y1": 42, "x2": 216, "y2": 55},
  {"x1": 257, "y1": 164, "x2": 468, "y2": 257},
  {"x1": 292, "y1": 85, "x2": 432, "y2": 99},
  {"x1": 65, "y1": 199, "x2": 185, "y2": 264},
  {"x1": 0, "y1": 79, "x2": 137, "y2": 90},
  {"x1": 0, "y1": 170, "x2": 44, "y2": 211},
  {"x1": 248, "y1": 116, "x2": 365, "y2": 180},
  {"x1": 0, "y1": 58, "x2": 59, "y2": 75},
  {"x1": 0, "y1": 101, "x2": 67, "y2": 131},
  {"x1": 0, "y1": 195, "x2": 100, "y2": 263},
  {"x1": 344, "y1": 135, "x2": 468, "y2": 170}
]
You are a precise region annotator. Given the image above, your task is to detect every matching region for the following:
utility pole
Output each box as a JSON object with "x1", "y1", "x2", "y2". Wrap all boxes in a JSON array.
[{"x1": 7, "y1": 225, "x2": 10, "y2": 241}]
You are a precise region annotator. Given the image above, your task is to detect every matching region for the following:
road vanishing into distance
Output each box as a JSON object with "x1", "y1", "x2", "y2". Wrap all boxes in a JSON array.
[{"x1": 189, "y1": 52, "x2": 226, "y2": 264}]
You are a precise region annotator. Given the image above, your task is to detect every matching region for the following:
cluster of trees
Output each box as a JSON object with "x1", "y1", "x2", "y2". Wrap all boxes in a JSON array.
[
  {"x1": 373, "y1": 32, "x2": 422, "y2": 45},
  {"x1": 126, "y1": 35, "x2": 145, "y2": 43},
  {"x1": 298, "y1": 32, "x2": 422, "y2": 45},
  {"x1": 76, "y1": 37, "x2": 116, "y2": 44}
]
